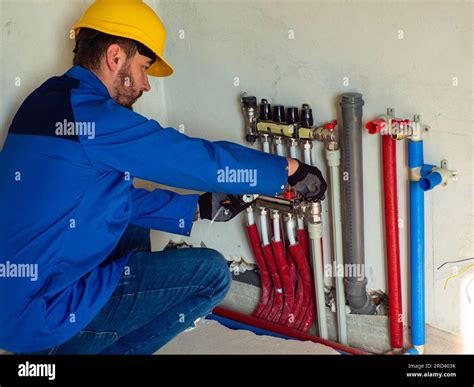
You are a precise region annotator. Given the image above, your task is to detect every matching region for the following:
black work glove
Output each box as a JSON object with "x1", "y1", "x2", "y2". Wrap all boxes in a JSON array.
[
  {"x1": 198, "y1": 193, "x2": 253, "y2": 222},
  {"x1": 288, "y1": 159, "x2": 327, "y2": 202}
]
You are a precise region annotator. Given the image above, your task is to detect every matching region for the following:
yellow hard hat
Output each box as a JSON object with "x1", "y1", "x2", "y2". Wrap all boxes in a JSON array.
[{"x1": 72, "y1": 0, "x2": 173, "y2": 77}]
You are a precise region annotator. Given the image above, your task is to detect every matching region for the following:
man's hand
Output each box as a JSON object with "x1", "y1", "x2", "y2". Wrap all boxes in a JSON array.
[
  {"x1": 197, "y1": 192, "x2": 252, "y2": 222},
  {"x1": 287, "y1": 159, "x2": 327, "y2": 202}
]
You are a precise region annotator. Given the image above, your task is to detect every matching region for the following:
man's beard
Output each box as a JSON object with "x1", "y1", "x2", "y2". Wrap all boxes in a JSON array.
[{"x1": 112, "y1": 64, "x2": 143, "y2": 110}]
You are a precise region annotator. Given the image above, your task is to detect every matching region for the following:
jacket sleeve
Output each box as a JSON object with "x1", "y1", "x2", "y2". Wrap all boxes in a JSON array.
[
  {"x1": 129, "y1": 187, "x2": 199, "y2": 236},
  {"x1": 76, "y1": 98, "x2": 288, "y2": 196}
]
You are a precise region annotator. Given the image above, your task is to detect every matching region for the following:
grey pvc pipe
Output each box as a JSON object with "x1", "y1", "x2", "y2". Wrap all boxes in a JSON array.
[
  {"x1": 340, "y1": 93, "x2": 375, "y2": 314},
  {"x1": 326, "y1": 148, "x2": 348, "y2": 344}
]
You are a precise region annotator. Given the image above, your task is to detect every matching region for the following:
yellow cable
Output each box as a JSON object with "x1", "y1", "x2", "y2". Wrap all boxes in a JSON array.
[{"x1": 443, "y1": 264, "x2": 474, "y2": 290}]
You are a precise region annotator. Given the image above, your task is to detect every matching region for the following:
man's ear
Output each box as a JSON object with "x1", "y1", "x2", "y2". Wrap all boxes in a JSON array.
[{"x1": 104, "y1": 44, "x2": 122, "y2": 74}]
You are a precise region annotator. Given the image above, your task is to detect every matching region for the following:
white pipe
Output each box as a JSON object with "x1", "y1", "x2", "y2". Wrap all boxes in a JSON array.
[
  {"x1": 260, "y1": 209, "x2": 269, "y2": 246},
  {"x1": 275, "y1": 137, "x2": 285, "y2": 157},
  {"x1": 276, "y1": 143, "x2": 284, "y2": 156},
  {"x1": 285, "y1": 216, "x2": 296, "y2": 246},
  {"x1": 303, "y1": 141, "x2": 312, "y2": 165},
  {"x1": 308, "y1": 221, "x2": 328, "y2": 339},
  {"x1": 326, "y1": 147, "x2": 348, "y2": 345},
  {"x1": 263, "y1": 140, "x2": 270, "y2": 154},
  {"x1": 290, "y1": 140, "x2": 299, "y2": 159},
  {"x1": 246, "y1": 207, "x2": 254, "y2": 226},
  {"x1": 296, "y1": 216, "x2": 305, "y2": 230},
  {"x1": 272, "y1": 212, "x2": 281, "y2": 242}
]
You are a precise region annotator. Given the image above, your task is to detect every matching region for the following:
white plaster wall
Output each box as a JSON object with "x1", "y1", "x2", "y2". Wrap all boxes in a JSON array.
[
  {"x1": 0, "y1": 0, "x2": 472, "y2": 339},
  {"x1": 152, "y1": 0, "x2": 473, "y2": 339}
]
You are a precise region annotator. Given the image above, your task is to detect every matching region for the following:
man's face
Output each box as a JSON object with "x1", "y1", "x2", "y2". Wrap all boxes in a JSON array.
[{"x1": 112, "y1": 53, "x2": 152, "y2": 109}]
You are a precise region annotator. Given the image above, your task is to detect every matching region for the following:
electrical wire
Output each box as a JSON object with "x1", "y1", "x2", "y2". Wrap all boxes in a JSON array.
[
  {"x1": 437, "y1": 257, "x2": 474, "y2": 270},
  {"x1": 443, "y1": 264, "x2": 474, "y2": 290}
]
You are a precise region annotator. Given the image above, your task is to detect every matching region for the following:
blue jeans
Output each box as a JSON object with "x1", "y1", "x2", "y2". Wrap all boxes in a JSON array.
[{"x1": 22, "y1": 224, "x2": 232, "y2": 354}]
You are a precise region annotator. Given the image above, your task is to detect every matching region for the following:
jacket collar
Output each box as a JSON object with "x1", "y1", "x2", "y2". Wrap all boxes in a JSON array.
[{"x1": 65, "y1": 65, "x2": 110, "y2": 97}]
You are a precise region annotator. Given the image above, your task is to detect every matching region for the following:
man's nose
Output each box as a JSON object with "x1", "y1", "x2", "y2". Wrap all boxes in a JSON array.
[{"x1": 142, "y1": 75, "x2": 151, "y2": 92}]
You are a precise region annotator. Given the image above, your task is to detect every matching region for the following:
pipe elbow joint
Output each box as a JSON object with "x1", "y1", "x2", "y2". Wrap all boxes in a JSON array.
[
  {"x1": 419, "y1": 168, "x2": 450, "y2": 191},
  {"x1": 344, "y1": 278, "x2": 376, "y2": 314}
]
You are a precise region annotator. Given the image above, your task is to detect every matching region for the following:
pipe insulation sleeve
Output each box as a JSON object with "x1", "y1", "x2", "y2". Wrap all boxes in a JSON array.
[
  {"x1": 409, "y1": 180, "x2": 425, "y2": 347},
  {"x1": 247, "y1": 224, "x2": 272, "y2": 317},
  {"x1": 408, "y1": 140, "x2": 424, "y2": 168},
  {"x1": 419, "y1": 170, "x2": 449, "y2": 192},
  {"x1": 382, "y1": 135, "x2": 403, "y2": 349},
  {"x1": 262, "y1": 243, "x2": 284, "y2": 322},
  {"x1": 272, "y1": 239, "x2": 294, "y2": 325}
]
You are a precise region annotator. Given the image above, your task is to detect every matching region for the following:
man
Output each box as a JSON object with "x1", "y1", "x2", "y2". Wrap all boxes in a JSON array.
[{"x1": 0, "y1": 0, "x2": 326, "y2": 354}]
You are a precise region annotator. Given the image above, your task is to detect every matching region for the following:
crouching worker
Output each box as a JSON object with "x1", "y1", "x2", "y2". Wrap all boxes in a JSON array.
[{"x1": 0, "y1": 0, "x2": 327, "y2": 354}]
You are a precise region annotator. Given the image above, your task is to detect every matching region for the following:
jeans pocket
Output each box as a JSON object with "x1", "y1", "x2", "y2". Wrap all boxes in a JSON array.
[{"x1": 53, "y1": 330, "x2": 119, "y2": 355}]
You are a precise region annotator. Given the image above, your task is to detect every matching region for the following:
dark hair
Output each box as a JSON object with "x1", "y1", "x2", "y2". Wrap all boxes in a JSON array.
[{"x1": 73, "y1": 28, "x2": 156, "y2": 71}]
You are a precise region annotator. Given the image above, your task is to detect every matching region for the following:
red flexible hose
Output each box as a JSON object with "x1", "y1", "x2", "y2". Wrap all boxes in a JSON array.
[
  {"x1": 260, "y1": 288, "x2": 274, "y2": 320},
  {"x1": 287, "y1": 243, "x2": 297, "y2": 286},
  {"x1": 289, "y1": 243, "x2": 313, "y2": 329},
  {"x1": 262, "y1": 243, "x2": 284, "y2": 322},
  {"x1": 213, "y1": 307, "x2": 370, "y2": 355},
  {"x1": 246, "y1": 224, "x2": 272, "y2": 318},
  {"x1": 297, "y1": 229, "x2": 308, "y2": 260},
  {"x1": 300, "y1": 281, "x2": 316, "y2": 333},
  {"x1": 382, "y1": 135, "x2": 403, "y2": 349},
  {"x1": 299, "y1": 236, "x2": 317, "y2": 333},
  {"x1": 288, "y1": 272, "x2": 304, "y2": 328},
  {"x1": 296, "y1": 230, "x2": 312, "y2": 331},
  {"x1": 272, "y1": 239, "x2": 294, "y2": 325}
]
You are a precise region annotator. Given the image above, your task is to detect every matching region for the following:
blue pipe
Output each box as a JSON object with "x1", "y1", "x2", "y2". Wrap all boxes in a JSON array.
[
  {"x1": 408, "y1": 141, "x2": 423, "y2": 168},
  {"x1": 407, "y1": 140, "x2": 425, "y2": 354},
  {"x1": 409, "y1": 180, "x2": 425, "y2": 347},
  {"x1": 419, "y1": 171, "x2": 442, "y2": 191},
  {"x1": 405, "y1": 347, "x2": 420, "y2": 355},
  {"x1": 420, "y1": 164, "x2": 436, "y2": 177}
]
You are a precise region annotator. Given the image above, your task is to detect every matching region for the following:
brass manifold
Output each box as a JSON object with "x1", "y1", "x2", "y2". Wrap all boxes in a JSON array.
[
  {"x1": 242, "y1": 194, "x2": 321, "y2": 222},
  {"x1": 256, "y1": 120, "x2": 338, "y2": 144}
]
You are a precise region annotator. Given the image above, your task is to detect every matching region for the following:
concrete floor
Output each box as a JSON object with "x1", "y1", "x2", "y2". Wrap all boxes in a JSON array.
[
  {"x1": 155, "y1": 319, "x2": 340, "y2": 355},
  {"x1": 219, "y1": 280, "x2": 469, "y2": 354}
]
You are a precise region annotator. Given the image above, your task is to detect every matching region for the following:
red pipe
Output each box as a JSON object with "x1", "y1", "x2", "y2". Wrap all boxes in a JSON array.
[
  {"x1": 297, "y1": 228, "x2": 308, "y2": 260},
  {"x1": 296, "y1": 227, "x2": 319, "y2": 332},
  {"x1": 262, "y1": 243, "x2": 284, "y2": 322},
  {"x1": 382, "y1": 135, "x2": 403, "y2": 349},
  {"x1": 301, "y1": 281, "x2": 317, "y2": 332},
  {"x1": 260, "y1": 288, "x2": 274, "y2": 319},
  {"x1": 213, "y1": 307, "x2": 370, "y2": 355},
  {"x1": 299, "y1": 239, "x2": 317, "y2": 333},
  {"x1": 289, "y1": 243, "x2": 313, "y2": 329},
  {"x1": 288, "y1": 272, "x2": 304, "y2": 328},
  {"x1": 287, "y1": 244, "x2": 297, "y2": 287},
  {"x1": 246, "y1": 224, "x2": 272, "y2": 318},
  {"x1": 272, "y1": 239, "x2": 294, "y2": 325}
]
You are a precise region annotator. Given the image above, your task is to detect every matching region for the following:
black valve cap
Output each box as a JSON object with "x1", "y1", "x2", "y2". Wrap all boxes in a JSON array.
[
  {"x1": 273, "y1": 105, "x2": 285, "y2": 123},
  {"x1": 242, "y1": 96, "x2": 257, "y2": 108},
  {"x1": 246, "y1": 134, "x2": 257, "y2": 144},
  {"x1": 259, "y1": 99, "x2": 272, "y2": 120},
  {"x1": 287, "y1": 107, "x2": 299, "y2": 124},
  {"x1": 301, "y1": 104, "x2": 313, "y2": 127}
]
